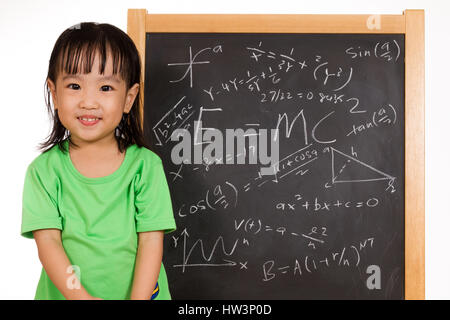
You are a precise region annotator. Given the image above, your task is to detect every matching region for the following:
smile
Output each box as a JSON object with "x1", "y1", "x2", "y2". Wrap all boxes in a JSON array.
[{"x1": 78, "y1": 117, "x2": 100, "y2": 126}]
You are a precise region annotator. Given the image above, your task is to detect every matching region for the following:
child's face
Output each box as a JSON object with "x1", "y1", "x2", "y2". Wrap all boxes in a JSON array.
[{"x1": 47, "y1": 51, "x2": 139, "y2": 148}]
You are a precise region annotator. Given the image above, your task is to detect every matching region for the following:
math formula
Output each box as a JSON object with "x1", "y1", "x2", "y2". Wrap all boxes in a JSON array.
[{"x1": 145, "y1": 33, "x2": 405, "y2": 299}]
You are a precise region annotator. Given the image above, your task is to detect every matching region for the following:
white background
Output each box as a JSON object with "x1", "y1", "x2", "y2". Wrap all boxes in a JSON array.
[{"x1": 0, "y1": 0, "x2": 448, "y2": 299}]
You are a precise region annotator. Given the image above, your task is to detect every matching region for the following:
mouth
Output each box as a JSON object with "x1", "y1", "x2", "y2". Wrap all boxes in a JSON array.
[{"x1": 77, "y1": 117, "x2": 101, "y2": 126}]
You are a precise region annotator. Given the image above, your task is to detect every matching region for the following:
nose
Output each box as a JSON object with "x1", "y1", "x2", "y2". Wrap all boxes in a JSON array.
[{"x1": 79, "y1": 87, "x2": 99, "y2": 109}]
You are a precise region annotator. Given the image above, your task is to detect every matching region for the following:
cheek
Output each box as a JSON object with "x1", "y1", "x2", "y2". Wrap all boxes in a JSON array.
[
  {"x1": 54, "y1": 96, "x2": 79, "y2": 124},
  {"x1": 104, "y1": 103, "x2": 126, "y2": 125},
  {"x1": 108, "y1": 96, "x2": 128, "y2": 117},
  {"x1": 112, "y1": 111, "x2": 124, "y2": 125},
  {"x1": 57, "y1": 95, "x2": 77, "y2": 111}
]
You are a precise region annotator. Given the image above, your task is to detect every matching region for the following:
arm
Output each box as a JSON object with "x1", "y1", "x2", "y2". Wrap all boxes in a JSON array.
[
  {"x1": 130, "y1": 231, "x2": 164, "y2": 300},
  {"x1": 33, "y1": 229, "x2": 101, "y2": 300}
]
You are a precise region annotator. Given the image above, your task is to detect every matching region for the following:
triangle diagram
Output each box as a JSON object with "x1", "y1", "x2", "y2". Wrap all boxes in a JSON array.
[{"x1": 331, "y1": 147, "x2": 394, "y2": 184}]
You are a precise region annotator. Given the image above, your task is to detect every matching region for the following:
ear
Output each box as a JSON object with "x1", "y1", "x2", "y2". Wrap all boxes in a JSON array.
[
  {"x1": 124, "y1": 83, "x2": 140, "y2": 114},
  {"x1": 47, "y1": 79, "x2": 58, "y2": 110}
]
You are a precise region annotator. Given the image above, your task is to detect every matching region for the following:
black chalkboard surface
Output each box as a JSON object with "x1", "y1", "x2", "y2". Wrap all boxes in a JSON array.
[{"x1": 143, "y1": 33, "x2": 405, "y2": 299}]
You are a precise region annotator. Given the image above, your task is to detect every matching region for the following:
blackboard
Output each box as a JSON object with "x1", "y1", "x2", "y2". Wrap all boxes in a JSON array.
[{"x1": 143, "y1": 33, "x2": 405, "y2": 299}]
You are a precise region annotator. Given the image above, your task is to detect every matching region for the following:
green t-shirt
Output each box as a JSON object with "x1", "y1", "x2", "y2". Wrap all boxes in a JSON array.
[{"x1": 21, "y1": 139, "x2": 176, "y2": 300}]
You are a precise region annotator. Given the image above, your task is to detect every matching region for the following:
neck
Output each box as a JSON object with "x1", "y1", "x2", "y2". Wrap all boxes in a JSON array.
[{"x1": 68, "y1": 135, "x2": 122, "y2": 156}]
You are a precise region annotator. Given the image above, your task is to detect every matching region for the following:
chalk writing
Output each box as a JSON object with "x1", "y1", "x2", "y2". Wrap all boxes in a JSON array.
[{"x1": 145, "y1": 33, "x2": 405, "y2": 299}]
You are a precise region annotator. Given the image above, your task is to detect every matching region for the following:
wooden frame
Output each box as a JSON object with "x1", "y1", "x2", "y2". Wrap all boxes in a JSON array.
[{"x1": 127, "y1": 9, "x2": 425, "y2": 300}]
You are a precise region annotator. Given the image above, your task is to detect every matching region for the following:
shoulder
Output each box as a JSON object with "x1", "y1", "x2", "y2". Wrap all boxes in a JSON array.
[
  {"x1": 130, "y1": 145, "x2": 163, "y2": 166},
  {"x1": 24, "y1": 144, "x2": 64, "y2": 194},
  {"x1": 129, "y1": 145, "x2": 168, "y2": 186},
  {"x1": 27, "y1": 143, "x2": 65, "y2": 174}
]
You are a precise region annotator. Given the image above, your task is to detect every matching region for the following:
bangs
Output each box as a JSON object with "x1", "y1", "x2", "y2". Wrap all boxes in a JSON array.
[
  {"x1": 54, "y1": 26, "x2": 133, "y2": 85},
  {"x1": 59, "y1": 42, "x2": 126, "y2": 79}
]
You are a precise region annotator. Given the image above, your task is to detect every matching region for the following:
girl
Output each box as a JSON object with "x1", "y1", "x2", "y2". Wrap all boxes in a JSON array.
[{"x1": 21, "y1": 22, "x2": 176, "y2": 300}]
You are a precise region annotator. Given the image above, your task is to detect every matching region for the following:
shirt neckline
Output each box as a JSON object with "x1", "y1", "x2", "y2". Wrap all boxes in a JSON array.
[{"x1": 62, "y1": 139, "x2": 133, "y2": 184}]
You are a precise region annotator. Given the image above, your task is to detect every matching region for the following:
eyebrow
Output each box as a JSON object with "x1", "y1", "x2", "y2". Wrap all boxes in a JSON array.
[{"x1": 62, "y1": 74, "x2": 122, "y2": 84}]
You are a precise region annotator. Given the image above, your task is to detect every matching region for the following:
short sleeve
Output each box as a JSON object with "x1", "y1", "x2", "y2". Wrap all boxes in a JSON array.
[
  {"x1": 21, "y1": 164, "x2": 62, "y2": 239},
  {"x1": 134, "y1": 157, "x2": 176, "y2": 234}
]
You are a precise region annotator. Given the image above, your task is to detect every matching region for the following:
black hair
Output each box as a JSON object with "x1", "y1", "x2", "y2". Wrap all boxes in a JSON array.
[{"x1": 39, "y1": 22, "x2": 152, "y2": 154}]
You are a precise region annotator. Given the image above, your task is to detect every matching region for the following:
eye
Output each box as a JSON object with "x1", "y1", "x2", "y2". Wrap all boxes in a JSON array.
[
  {"x1": 100, "y1": 85, "x2": 114, "y2": 92},
  {"x1": 67, "y1": 83, "x2": 80, "y2": 90}
]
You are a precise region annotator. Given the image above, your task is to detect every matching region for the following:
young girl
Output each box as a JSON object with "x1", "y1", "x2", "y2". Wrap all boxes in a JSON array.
[{"x1": 21, "y1": 22, "x2": 176, "y2": 300}]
